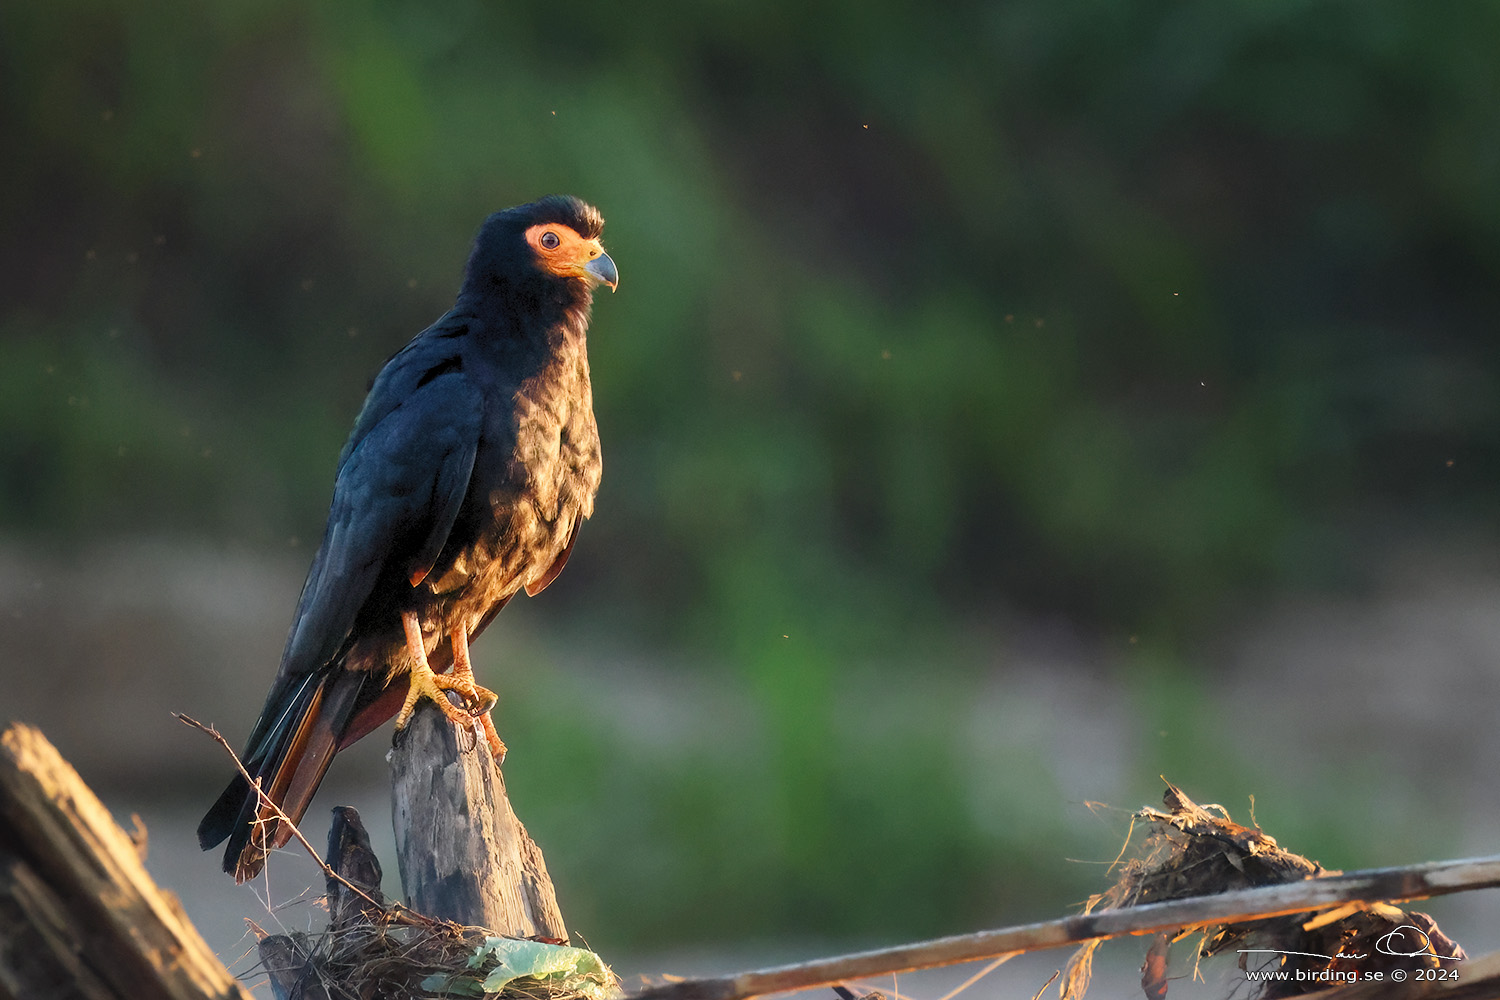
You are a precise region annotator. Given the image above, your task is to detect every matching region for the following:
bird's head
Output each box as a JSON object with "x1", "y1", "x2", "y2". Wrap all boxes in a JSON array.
[{"x1": 466, "y1": 195, "x2": 618, "y2": 296}]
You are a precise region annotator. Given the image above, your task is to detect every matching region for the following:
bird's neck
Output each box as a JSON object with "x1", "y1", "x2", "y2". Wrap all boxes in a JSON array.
[{"x1": 457, "y1": 278, "x2": 592, "y2": 344}]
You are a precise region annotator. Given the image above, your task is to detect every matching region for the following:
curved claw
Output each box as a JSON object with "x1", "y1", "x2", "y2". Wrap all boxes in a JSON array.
[{"x1": 468, "y1": 683, "x2": 498, "y2": 716}]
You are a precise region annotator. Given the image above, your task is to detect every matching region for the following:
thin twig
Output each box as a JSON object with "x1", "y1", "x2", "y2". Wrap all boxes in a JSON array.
[
  {"x1": 934, "y1": 953, "x2": 1014, "y2": 1000},
  {"x1": 1029, "y1": 970, "x2": 1060, "y2": 1000},
  {"x1": 176, "y1": 713, "x2": 432, "y2": 929}
]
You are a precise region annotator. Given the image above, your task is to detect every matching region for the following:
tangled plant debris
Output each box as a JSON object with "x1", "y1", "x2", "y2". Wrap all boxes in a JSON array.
[
  {"x1": 1061, "y1": 782, "x2": 1466, "y2": 999},
  {"x1": 246, "y1": 801, "x2": 618, "y2": 1000},
  {"x1": 260, "y1": 911, "x2": 618, "y2": 1000}
]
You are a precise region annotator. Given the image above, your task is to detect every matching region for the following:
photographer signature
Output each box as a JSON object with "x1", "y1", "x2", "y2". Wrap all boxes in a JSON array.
[{"x1": 1239, "y1": 924, "x2": 1464, "y2": 963}]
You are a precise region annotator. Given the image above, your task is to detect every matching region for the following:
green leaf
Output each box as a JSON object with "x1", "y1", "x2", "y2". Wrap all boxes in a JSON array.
[
  {"x1": 475, "y1": 938, "x2": 608, "y2": 992},
  {"x1": 420, "y1": 972, "x2": 485, "y2": 996}
]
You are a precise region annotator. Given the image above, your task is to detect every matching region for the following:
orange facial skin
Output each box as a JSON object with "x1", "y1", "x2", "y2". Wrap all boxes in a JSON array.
[{"x1": 524, "y1": 223, "x2": 618, "y2": 289}]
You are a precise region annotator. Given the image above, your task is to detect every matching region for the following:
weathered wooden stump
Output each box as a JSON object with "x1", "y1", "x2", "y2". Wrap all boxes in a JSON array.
[
  {"x1": 253, "y1": 700, "x2": 577, "y2": 998},
  {"x1": 389, "y1": 700, "x2": 567, "y2": 939},
  {"x1": 257, "y1": 696, "x2": 568, "y2": 945}
]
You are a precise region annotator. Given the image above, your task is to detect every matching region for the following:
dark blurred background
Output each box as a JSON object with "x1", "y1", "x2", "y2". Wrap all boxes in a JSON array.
[{"x1": 5, "y1": 0, "x2": 1500, "y2": 994}]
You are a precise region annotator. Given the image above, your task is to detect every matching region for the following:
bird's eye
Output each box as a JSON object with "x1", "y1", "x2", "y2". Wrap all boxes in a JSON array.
[{"x1": 540, "y1": 231, "x2": 561, "y2": 250}]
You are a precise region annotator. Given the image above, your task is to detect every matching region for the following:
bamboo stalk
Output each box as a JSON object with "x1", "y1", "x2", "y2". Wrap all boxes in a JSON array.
[{"x1": 629, "y1": 855, "x2": 1500, "y2": 1000}]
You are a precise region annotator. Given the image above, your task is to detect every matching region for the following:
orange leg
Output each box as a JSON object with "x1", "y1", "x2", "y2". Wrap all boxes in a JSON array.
[
  {"x1": 451, "y1": 627, "x2": 506, "y2": 761},
  {"x1": 394, "y1": 611, "x2": 502, "y2": 763}
]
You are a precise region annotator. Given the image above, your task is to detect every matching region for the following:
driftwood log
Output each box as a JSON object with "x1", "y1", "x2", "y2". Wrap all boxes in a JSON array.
[{"x1": 0, "y1": 722, "x2": 251, "y2": 1000}]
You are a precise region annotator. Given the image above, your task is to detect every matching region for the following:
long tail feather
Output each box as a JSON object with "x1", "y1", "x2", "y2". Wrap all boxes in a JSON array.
[{"x1": 197, "y1": 668, "x2": 373, "y2": 882}]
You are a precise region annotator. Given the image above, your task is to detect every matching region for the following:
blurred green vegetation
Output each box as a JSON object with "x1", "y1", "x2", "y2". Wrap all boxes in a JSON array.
[{"x1": 4, "y1": 0, "x2": 1500, "y2": 955}]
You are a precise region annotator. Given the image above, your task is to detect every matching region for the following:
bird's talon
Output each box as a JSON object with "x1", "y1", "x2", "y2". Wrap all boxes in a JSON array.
[
  {"x1": 470, "y1": 685, "x2": 498, "y2": 715},
  {"x1": 395, "y1": 662, "x2": 485, "y2": 731}
]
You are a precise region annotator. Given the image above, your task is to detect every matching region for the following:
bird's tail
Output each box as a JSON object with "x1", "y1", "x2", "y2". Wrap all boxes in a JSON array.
[{"x1": 196, "y1": 667, "x2": 373, "y2": 882}]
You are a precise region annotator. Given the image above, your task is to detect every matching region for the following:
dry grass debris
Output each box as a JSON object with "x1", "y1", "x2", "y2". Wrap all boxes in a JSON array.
[{"x1": 1061, "y1": 782, "x2": 1465, "y2": 999}]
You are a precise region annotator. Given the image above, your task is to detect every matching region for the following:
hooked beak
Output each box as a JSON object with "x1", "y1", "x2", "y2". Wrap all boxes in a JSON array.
[{"x1": 584, "y1": 250, "x2": 618, "y2": 291}]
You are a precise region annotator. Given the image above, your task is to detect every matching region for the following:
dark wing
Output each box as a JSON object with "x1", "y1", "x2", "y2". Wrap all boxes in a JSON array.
[
  {"x1": 338, "y1": 309, "x2": 472, "y2": 468},
  {"x1": 289, "y1": 378, "x2": 478, "y2": 647},
  {"x1": 198, "y1": 359, "x2": 483, "y2": 869},
  {"x1": 262, "y1": 365, "x2": 482, "y2": 729}
]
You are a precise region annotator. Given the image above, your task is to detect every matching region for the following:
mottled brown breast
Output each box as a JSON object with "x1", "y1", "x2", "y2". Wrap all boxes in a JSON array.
[{"x1": 425, "y1": 326, "x2": 600, "y2": 629}]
